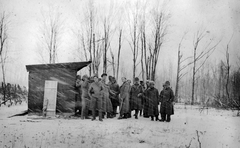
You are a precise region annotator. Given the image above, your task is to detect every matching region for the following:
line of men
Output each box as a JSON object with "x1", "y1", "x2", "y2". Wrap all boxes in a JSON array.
[{"x1": 76, "y1": 73, "x2": 174, "y2": 122}]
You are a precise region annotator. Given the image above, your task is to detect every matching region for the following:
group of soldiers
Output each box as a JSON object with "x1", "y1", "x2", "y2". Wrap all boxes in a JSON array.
[{"x1": 75, "y1": 73, "x2": 175, "y2": 122}]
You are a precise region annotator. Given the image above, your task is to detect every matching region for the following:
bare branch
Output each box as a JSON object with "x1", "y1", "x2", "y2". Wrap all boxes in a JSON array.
[
  {"x1": 195, "y1": 40, "x2": 220, "y2": 74},
  {"x1": 179, "y1": 61, "x2": 194, "y2": 72},
  {"x1": 179, "y1": 72, "x2": 188, "y2": 81},
  {"x1": 180, "y1": 56, "x2": 193, "y2": 64}
]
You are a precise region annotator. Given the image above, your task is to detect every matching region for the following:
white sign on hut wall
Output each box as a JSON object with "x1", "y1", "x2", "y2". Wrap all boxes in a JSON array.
[{"x1": 43, "y1": 80, "x2": 58, "y2": 117}]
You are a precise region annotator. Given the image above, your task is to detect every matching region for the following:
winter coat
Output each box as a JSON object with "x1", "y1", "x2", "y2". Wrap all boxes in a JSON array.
[
  {"x1": 88, "y1": 81, "x2": 103, "y2": 111},
  {"x1": 143, "y1": 87, "x2": 149, "y2": 116},
  {"x1": 119, "y1": 82, "x2": 131, "y2": 114},
  {"x1": 100, "y1": 80, "x2": 113, "y2": 113},
  {"x1": 109, "y1": 81, "x2": 120, "y2": 107},
  {"x1": 159, "y1": 87, "x2": 174, "y2": 115},
  {"x1": 145, "y1": 87, "x2": 160, "y2": 116},
  {"x1": 80, "y1": 80, "x2": 90, "y2": 112},
  {"x1": 75, "y1": 79, "x2": 82, "y2": 111},
  {"x1": 130, "y1": 83, "x2": 143, "y2": 110},
  {"x1": 80, "y1": 80, "x2": 90, "y2": 99}
]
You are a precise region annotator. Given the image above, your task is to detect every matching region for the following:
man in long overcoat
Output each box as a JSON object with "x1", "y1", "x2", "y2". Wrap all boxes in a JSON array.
[
  {"x1": 108, "y1": 76, "x2": 120, "y2": 117},
  {"x1": 88, "y1": 75, "x2": 104, "y2": 121},
  {"x1": 100, "y1": 73, "x2": 113, "y2": 118},
  {"x1": 143, "y1": 80, "x2": 150, "y2": 118},
  {"x1": 145, "y1": 81, "x2": 160, "y2": 121},
  {"x1": 80, "y1": 75, "x2": 91, "y2": 119},
  {"x1": 159, "y1": 81, "x2": 174, "y2": 122},
  {"x1": 118, "y1": 77, "x2": 131, "y2": 119},
  {"x1": 130, "y1": 77, "x2": 143, "y2": 119}
]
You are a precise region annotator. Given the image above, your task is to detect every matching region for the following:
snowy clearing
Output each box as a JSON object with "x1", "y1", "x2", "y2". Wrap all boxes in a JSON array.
[{"x1": 0, "y1": 103, "x2": 239, "y2": 148}]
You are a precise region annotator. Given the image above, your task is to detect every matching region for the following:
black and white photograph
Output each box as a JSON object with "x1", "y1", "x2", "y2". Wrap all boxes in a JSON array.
[{"x1": 0, "y1": 0, "x2": 240, "y2": 147}]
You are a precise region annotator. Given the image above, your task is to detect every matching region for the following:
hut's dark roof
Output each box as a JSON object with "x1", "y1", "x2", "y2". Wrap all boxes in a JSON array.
[{"x1": 26, "y1": 61, "x2": 91, "y2": 72}]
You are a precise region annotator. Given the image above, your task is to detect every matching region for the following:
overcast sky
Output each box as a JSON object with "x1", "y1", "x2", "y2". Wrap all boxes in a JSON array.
[{"x1": 0, "y1": 0, "x2": 240, "y2": 87}]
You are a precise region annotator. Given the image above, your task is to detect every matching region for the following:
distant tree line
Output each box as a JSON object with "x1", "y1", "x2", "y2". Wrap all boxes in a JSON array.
[{"x1": 0, "y1": 82, "x2": 28, "y2": 107}]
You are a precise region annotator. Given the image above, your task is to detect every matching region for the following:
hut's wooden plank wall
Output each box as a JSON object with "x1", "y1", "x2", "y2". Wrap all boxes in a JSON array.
[{"x1": 26, "y1": 61, "x2": 91, "y2": 115}]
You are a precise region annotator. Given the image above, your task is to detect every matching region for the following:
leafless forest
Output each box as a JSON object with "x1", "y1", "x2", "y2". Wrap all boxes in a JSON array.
[
  {"x1": 0, "y1": 0, "x2": 240, "y2": 110},
  {"x1": 0, "y1": 1, "x2": 240, "y2": 148}
]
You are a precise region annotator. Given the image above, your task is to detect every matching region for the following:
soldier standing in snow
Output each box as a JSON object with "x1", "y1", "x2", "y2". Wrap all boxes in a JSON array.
[
  {"x1": 143, "y1": 80, "x2": 150, "y2": 118},
  {"x1": 80, "y1": 75, "x2": 91, "y2": 119},
  {"x1": 145, "y1": 81, "x2": 160, "y2": 121},
  {"x1": 100, "y1": 73, "x2": 113, "y2": 118},
  {"x1": 118, "y1": 77, "x2": 131, "y2": 119},
  {"x1": 130, "y1": 77, "x2": 144, "y2": 119},
  {"x1": 108, "y1": 76, "x2": 120, "y2": 117},
  {"x1": 159, "y1": 81, "x2": 175, "y2": 122},
  {"x1": 88, "y1": 75, "x2": 104, "y2": 121}
]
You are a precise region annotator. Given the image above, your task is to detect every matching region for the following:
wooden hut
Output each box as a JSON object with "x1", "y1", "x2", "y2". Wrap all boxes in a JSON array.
[{"x1": 26, "y1": 61, "x2": 91, "y2": 116}]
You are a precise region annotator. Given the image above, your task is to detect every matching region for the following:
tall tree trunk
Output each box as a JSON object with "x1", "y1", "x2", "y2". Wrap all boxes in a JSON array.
[
  {"x1": 103, "y1": 19, "x2": 108, "y2": 74},
  {"x1": 225, "y1": 48, "x2": 230, "y2": 104},
  {"x1": 93, "y1": 33, "x2": 96, "y2": 75},
  {"x1": 191, "y1": 46, "x2": 197, "y2": 105},
  {"x1": 1, "y1": 56, "x2": 6, "y2": 105},
  {"x1": 132, "y1": 22, "x2": 137, "y2": 81},
  {"x1": 175, "y1": 49, "x2": 181, "y2": 103},
  {"x1": 89, "y1": 34, "x2": 92, "y2": 76},
  {"x1": 144, "y1": 45, "x2": 148, "y2": 80},
  {"x1": 116, "y1": 29, "x2": 122, "y2": 81},
  {"x1": 141, "y1": 37, "x2": 145, "y2": 82}
]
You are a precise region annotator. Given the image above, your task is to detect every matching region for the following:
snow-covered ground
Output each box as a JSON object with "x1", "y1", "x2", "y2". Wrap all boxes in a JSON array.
[{"x1": 0, "y1": 103, "x2": 239, "y2": 148}]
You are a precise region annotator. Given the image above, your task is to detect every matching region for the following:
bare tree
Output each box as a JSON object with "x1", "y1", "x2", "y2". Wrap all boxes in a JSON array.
[
  {"x1": 109, "y1": 47, "x2": 116, "y2": 77},
  {"x1": 0, "y1": 11, "x2": 9, "y2": 105},
  {"x1": 86, "y1": 0, "x2": 94, "y2": 75},
  {"x1": 191, "y1": 29, "x2": 220, "y2": 105},
  {"x1": 225, "y1": 47, "x2": 230, "y2": 103},
  {"x1": 139, "y1": 3, "x2": 147, "y2": 82},
  {"x1": 102, "y1": 17, "x2": 111, "y2": 74},
  {"x1": 39, "y1": 6, "x2": 64, "y2": 64},
  {"x1": 76, "y1": 0, "x2": 100, "y2": 76},
  {"x1": 175, "y1": 33, "x2": 192, "y2": 102},
  {"x1": 93, "y1": 34, "x2": 103, "y2": 75},
  {"x1": 146, "y1": 7, "x2": 170, "y2": 81},
  {"x1": 116, "y1": 28, "x2": 122, "y2": 80},
  {"x1": 223, "y1": 36, "x2": 233, "y2": 104},
  {"x1": 127, "y1": 1, "x2": 141, "y2": 81}
]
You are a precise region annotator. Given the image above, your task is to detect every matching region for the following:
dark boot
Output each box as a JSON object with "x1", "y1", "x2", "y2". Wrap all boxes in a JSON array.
[
  {"x1": 112, "y1": 111, "x2": 116, "y2": 117},
  {"x1": 166, "y1": 115, "x2": 171, "y2": 122},
  {"x1": 118, "y1": 116, "x2": 123, "y2": 119},
  {"x1": 134, "y1": 110, "x2": 139, "y2": 119},
  {"x1": 102, "y1": 112, "x2": 105, "y2": 119},
  {"x1": 85, "y1": 116, "x2": 91, "y2": 119},
  {"x1": 139, "y1": 110, "x2": 142, "y2": 116},
  {"x1": 155, "y1": 115, "x2": 159, "y2": 121},
  {"x1": 99, "y1": 111, "x2": 103, "y2": 121},
  {"x1": 107, "y1": 112, "x2": 113, "y2": 118},
  {"x1": 128, "y1": 111, "x2": 132, "y2": 118},
  {"x1": 159, "y1": 114, "x2": 166, "y2": 122},
  {"x1": 118, "y1": 114, "x2": 126, "y2": 119},
  {"x1": 84, "y1": 109, "x2": 91, "y2": 119},
  {"x1": 143, "y1": 115, "x2": 149, "y2": 118},
  {"x1": 151, "y1": 116, "x2": 154, "y2": 121}
]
